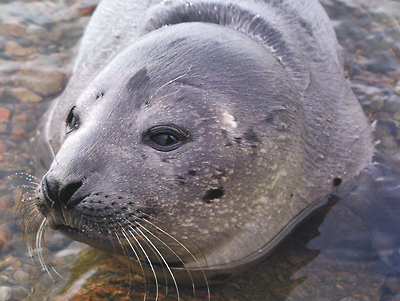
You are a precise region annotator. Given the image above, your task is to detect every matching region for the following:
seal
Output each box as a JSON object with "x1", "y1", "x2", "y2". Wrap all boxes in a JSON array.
[{"x1": 21, "y1": 0, "x2": 374, "y2": 288}]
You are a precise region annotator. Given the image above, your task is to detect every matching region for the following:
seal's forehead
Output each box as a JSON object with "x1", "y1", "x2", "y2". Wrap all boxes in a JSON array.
[
  {"x1": 97, "y1": 21, "x2": 286, "y2": 89},
  {"x1": 81, "y1": 21, "x2": 297, "y2": 119}
]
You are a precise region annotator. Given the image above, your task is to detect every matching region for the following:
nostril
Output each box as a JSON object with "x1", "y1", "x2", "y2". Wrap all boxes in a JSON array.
[
  {"x1": 59, "y1": 180, "x2": 83, "y2": 206},
  {"x1": 43, "y1": 175, "x2": 83, "y2": 208}
]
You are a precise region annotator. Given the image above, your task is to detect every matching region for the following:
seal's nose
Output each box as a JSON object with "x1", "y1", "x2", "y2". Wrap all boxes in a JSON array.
[{"x1": 43, "y1": 175, "x2": 83, "y2": 209}]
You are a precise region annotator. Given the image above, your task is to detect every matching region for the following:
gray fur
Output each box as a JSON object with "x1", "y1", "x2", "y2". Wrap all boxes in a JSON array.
[{"x1": 35, "y1": 0, "x2": 373, "y2": 284}]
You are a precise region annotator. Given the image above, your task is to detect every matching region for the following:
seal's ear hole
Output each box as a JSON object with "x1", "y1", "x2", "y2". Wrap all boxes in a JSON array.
[
  {"x1": 144, "y1": 125, "x2": 189, "y2": 152},
  {"x1": 66, "y1": 106, "x2": 79, "y2": 134}
]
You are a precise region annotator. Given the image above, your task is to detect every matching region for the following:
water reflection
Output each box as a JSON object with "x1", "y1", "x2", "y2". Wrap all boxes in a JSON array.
[{"x1": 0, "y1": 0, "x2": 400, "y2": 300}]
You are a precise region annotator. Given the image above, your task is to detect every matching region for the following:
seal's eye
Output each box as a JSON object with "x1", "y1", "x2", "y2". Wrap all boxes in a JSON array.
[
  {"x1": 151, "y1": 133, "x2": 179, "y2": 146},
  {"x1": 66, "y1": 107, "x2": 79, "y2": 134},
  {"x1": 144, "y1": 126, "x2": 189, "y2": 152}
]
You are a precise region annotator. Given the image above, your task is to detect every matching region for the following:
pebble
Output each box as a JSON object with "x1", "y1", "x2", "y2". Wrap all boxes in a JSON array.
[
  {"x1": 0, "y1": 108, "x2": 10, "y2": 120},
  {"x1": 383, "y1": 93, "x2": 400, "y2": 113},
  {"x1": 0, "y1": 2, "x2": 54, "y2": 29},
  {"x1": 0, "y1": 20, "x2": 26, "y2": 38},
  {"x1": 8, "y1": 87, "x2": 43, "y2": 103},
  {"x1": 366, "y1": 50, "x2": 398, "y2": 74},
  {"x1": 11, "y1": 67, "x2": 67, "y2": 97},
  {"x1": 71, "y1": 0, "x2": 100, "y2": 16},
  {"x1": 0, "y1": 286, "x2": 11, "y2": 301},
  {"x1": 4, "y1": 41, "x2": 36, "y2": 57},
  {"x1": 0, "y1": 286, "x2": 12, "y2": 301},
  {"x1": 11, "y1": 286, "x2": 29, "y2": 301},
  {"x1": 12, "y1": 271, "x2": 29, "y2": 284}
]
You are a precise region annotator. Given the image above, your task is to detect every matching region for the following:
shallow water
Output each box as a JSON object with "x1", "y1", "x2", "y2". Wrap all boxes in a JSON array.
[{"x1": 0, "y1": 0, "x2": 400, "y2": 300}]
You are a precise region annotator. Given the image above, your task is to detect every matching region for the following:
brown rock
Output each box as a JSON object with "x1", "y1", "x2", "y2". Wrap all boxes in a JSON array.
[
  {"x1": 0, "y1": 20, "x2": 26, "y2": 38},
  {"x1": 11, "y1": 128, "x2": 26, "y2": 137},
  {"x1": 11, "y1": 113, "x2": 31, "y2": 123},
  {"x1": 12, "y1": 67, "x2": 67, "y2": 96},
  {"x1": 71, "y1": 0, "x2": 99, "y2": 15},
  {"x1": 9, "y1": 87, "x2": 43, "y2": 103},
  {"x1": 0, "y1": 108, "x2": 10, "y2": 120},
  {"x1": 4, "y1": 41, "x2": 36, "y2": 57},
  {"x1": 25, "y1": 24, "x2": 48, "y2": 45},
  {"x1": 12, "y1": 270, "x2": 29, "y2": 284}
]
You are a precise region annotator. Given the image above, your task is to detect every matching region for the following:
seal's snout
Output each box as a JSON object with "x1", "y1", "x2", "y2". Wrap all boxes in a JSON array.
[{"x1": 43, "y1": 175, "x2": 83, "y2": 209}]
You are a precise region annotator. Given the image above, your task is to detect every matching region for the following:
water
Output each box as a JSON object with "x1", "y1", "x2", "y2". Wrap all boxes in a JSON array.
[{"x1": 1, "y1": 0, "x2": 400, "y2": 300}]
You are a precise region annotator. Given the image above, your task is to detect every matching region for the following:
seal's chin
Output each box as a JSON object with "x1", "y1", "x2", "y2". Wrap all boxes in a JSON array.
[{"x1": 46, "y1": 217, "x2": 87, "y2": 241}]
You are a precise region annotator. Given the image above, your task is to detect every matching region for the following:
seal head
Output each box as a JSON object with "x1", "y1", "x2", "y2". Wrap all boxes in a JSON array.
[{"x1": 27, "y1": 0, "x2": 373, "y2": 285}]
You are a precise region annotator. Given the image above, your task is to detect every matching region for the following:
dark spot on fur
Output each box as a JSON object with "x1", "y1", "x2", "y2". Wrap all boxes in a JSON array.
[
  {"x1": 168, "y1": 37, "x2": 188, "y2": 48},
  {"x1": 290, "y1": 193, "x2": 294, "y2": 197},
  {"x1": 203, "y1": 188, "x2": 224, "y2": 203},
  {"x1": 188, "y1": 170, "x2": 197, "y2": 176},
  {"x1": 95, "y1": 92, "x2": 104, "y2": 100},
  {"x1": 176, "y1": 175, "x2": 186, "y2": 185},
  {"x1": 264, "y1": 112, "x2": 275, "y2": 123},
  {"x1": 244, "y1": 128, "x2": 261, "y2": 143},
  {"x1": 298, "y1": 18, "x2": 314, "y2": 37},
  {"x1": 333, "y1": 178, "x2": 342, "y2": 187},
  {"x1": 126, "y1": 67, "x2": 150, "y2": 93}
]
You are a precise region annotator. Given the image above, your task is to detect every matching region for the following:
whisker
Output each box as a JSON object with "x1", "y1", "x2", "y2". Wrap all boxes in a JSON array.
[
  {"x1": 9, "y1": 172, "x2": 41, "y2": 184},
  {"x1": 35, "y1": 219, "x2": 55, "y2": 280},
  {"x1": 8, "y1": 175, "x2": 41, "y2": 197},
  {"x1": 150, "y1": 65, "x2": 192, "y2": 100},
  {"x1": 138, "y1": 213, "x2": 211, "y2": 300},
  {"x1": 119, "y1": 225, "x2": 148, "y2": 301},
  {"x1": 126, "y1": 226, "x2": 160, "y2": 301},
  {"x1": 48, "y1": 139, "x2": 58, "y2": 164},
  {"x1": 110, "y1": 221, "x2": 139, "y2": 300},
  {"x1": 133, "y1": 223, "x2": 181, "y2": 301}
]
